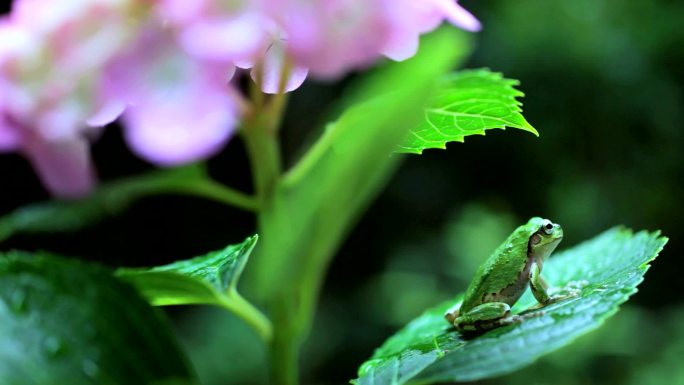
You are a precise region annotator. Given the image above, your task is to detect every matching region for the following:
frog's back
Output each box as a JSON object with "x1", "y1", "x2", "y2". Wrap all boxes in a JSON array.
[{"x1": 459, "y1": 219, "x2": 541, "y2": 311}]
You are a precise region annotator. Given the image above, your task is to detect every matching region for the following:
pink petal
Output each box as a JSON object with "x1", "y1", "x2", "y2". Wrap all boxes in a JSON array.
[
  {"x1": 436, "y1": 0, "x2": 482, "y2": 32},
  {"x1": 101, "y1": 25, "x2": 240, "y2": 165},
  {"x1": 178, "y1": 15, "x2": 266, "y2": 63},
  {"x1": 284, "y1": 1, "x2": 392, "y2": 78},
  {"x1": 252, "y1": 40, "x2": 308, "y2": 94},
  {"x1": 234, "y1": 58, "x2": 254, "y2": 69},
  {"x1": 86, "y1": 99, "x2": 125, "y2": 127},
  {"x1": 392, "y1": 0, "x2": 446, "y2": 34},
  {"x1": 156, "y1": 0, "x2": 208, "y2": 24},
  {"x1": 23, "y1": 136, "x2": 96, "y2": 198},
  {"x1": 0, "y1": 20, "x2": 35, "y2": 59},
  {"x1": 101, "y1": 25, "x2": 237, "y2": 105},
  {"x1": 34, "y1": 99, "x2": 85, "y2": 141},
  {"x1": 123, "y1": 97, "x2": 237, "y2": 166},
  {"x1": 0, "y1": 121, "x2": 22, "y2": 151},
  {"x1": 382, "y1": 29, "x2": 420, "y2": 61}
]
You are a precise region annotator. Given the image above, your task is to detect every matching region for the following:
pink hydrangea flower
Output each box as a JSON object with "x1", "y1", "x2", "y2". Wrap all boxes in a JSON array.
[
  {"x1": 273, "y1": 0, "x2": 396, "y2": 78},
  {"x1": 156, "y1": 0, "x2": 480, "y2": 90},
  {"x1": 156, "y1": 0, "x2": 268, "y2": 65},
  {"x1": 99, "y1": 22, "x2": 241, "y2": 166},
  {"x1": 0, "y1": 0, "x2": 244, "y2": 196},
  {"x1": 0, "y1": 0, "x2": 137, "y2": 197},
  {"x1": 156, "y1": 0, "x2": 308, "y2": 94},
  {"x1": 382, "y1": 0, "x2": 481, "y2": 61},
  {"x1": 0, "y1": 0, "x2": 480, "y2": 197},
  {"x1": 268, "y1": 0, "x2": 480, "y2": 78}
]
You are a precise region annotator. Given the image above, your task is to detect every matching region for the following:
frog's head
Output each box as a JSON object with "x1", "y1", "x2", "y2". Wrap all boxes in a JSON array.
[{"x1": 529, "y1": 218, "x2": 563, "y2": 261}]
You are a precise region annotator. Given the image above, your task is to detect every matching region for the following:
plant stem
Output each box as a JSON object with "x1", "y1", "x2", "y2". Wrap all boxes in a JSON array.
[
  {"x1": 222, "y1": 289, "x2": 273, "y2": 342},
  {"x1": 269, "y1": 297, "x2": 301, "y2": 385},
  {"x1": 242, "y1": 67, "x2": 282, "y2": 202},
  {"x1": 242, "y1": 120, "x2": 281, "y2": 202},
  {"x1": 170, "y1": 179, "x2": 259, "y2": 212},
  {"x1": 244, "y1": 60, "x2": 301, "y2": 385}
]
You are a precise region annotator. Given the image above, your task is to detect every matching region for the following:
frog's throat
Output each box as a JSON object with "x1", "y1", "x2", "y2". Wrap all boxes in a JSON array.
[{"x1": 527, "y1": 231, "x2": 562, "y2": 265}]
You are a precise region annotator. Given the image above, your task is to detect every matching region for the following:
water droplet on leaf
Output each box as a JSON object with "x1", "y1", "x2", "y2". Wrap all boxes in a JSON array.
[
  {"x1": 10, "y1": 289, "x2": 27, "y2": 314},
  {"x1": 82, "y1": 359, "x2": 99, "y2": 378},
  {"x1": 358, "y1": 358, "x2": 383, "y2": 376},
  {"x1": 43, "y1": 336, "x2": 65, "y2": 358}
]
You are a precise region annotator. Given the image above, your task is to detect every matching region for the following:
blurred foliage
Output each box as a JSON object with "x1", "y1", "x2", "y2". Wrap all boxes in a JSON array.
[
  {"x1": 172, "y1": 308, "x2": 267, "y2": 385},
  {"x1": 173, "y1": 0, "x2": 684, "y2": 383},
  {"x1": 468, "y1": 0, "x2": 684, "y2": 246},
  {"x1": 2, "y1": 0, "x2": 683, "y2": 384}
]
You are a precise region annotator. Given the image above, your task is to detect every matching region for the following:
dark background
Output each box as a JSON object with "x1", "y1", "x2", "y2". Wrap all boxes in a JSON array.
[{"x1": 2, "y1": 0, "x2": 683, "y2": 384}]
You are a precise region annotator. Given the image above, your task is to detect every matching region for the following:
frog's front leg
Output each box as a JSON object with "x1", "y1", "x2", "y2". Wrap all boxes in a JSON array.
[
  {"x1": 451, "y1": 302, "x2": 520, "y2": 332},
  {"x1": 530, "y1": 263, "x2": 580, "y2": 306}
]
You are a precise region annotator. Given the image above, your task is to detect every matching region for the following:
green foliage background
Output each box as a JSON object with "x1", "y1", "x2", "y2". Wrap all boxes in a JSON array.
[
  {"x1": 297, "y1": 0, "x2": 684, "y2": 383},
  {"x1": 0, "y1": 0, "x2": 683, "y2": 384}
]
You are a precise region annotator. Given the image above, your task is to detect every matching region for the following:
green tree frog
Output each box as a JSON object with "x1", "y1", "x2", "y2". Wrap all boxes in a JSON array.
[{"x1": 445, "y1": 217, "x2": 578, "y2": 333}]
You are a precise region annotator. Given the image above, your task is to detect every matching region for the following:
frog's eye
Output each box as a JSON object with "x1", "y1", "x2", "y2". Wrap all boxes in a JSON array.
[{"x1": 541, "y1": 219, "x2": 554, "y2": 235}]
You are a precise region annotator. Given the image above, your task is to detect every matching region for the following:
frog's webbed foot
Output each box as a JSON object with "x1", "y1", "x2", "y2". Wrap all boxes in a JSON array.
[
  {"x1": 547, "y1": 280, "x2": 587, "y2": 302},
  {"x1": 444, "y1": 303, "x2": 461, "y2": 324},
  {"x1": 525, "y1": 294, "x2": 575, "y2": 312},
  {"x1": 528, "y1": 280, "x2": 587, "y2": 311}
]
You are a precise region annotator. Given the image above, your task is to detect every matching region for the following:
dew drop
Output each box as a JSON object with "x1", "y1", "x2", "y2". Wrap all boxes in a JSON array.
[
  {"x1": 358, "y1": 358, "x2": 383, "y2": 376},
  {"x1": 10, "y1": 289, "x2": 27, "y2": 314},
  {"x1": 82, "y1": 359, "x2": 99, "y2": 378},
  {"x1": 43, "y1": 336, "x2": 65, "y2": 358}
]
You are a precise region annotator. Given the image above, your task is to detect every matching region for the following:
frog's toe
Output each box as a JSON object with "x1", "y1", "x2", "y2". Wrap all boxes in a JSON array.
[
  {"x1": 550, "y1": 281, "x2": 587, "y2": 297},
  {"x1": 444, "y1": 304, "x2": 461, "y2": 324},
  {"x1": 544, "y1": 291, "x2": 580, "y2": 305}
]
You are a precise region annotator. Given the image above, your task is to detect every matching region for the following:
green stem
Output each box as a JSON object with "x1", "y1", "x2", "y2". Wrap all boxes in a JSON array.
[
  {"x1": 221, "y1": 289, "x2": 273, "y2": 342},
  {"x1": 170, "y1": 179, "x2": 259, "y2": 212},
  {"x1": 250, "y1": 62, "x2": 266, "y2": 113},
  {"x1": 244, "y1": 59, "x2": 300, "y2": 385},
  {"x1": 242, "y1": 122, "x2": 281, "y2": 202},
  {"x1": 269, "y1": 297, "x2": 301, "y2": 385},
  {"x1": 241, "y1": 70, "x2": 283, "y2": 202}
]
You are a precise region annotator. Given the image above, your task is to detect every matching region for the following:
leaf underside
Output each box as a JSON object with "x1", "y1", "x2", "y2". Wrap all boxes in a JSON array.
[
  {"x1": 117, "y1": 235, "x2": 258, "y2": 307},
  {"x1": 397, "y1": 69, "x2": 538, "y2": 154},
  {"x1": 354, "y1": 227, "x2": 667, "y2": 385}
]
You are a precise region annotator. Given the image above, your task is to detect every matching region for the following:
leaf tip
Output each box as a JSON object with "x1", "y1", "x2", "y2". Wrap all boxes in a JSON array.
[
  {"x1": 240, "y1": 234, "x2": 259, "y2": 257},
  {"x1": 519, "y1": 118, "x2": 539, "y2": 137}
]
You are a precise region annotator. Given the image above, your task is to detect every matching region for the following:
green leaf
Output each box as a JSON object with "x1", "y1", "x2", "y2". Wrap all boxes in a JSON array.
[
  {"x1": 0, "y1": 165, "x2": 257, "y2": 243},
  {"x1": 397, "y1": 69, "x2": 538, "y2": 154},
  {"x1": 354, "y1": 227, "x2": 668, "y2": 384},
  {"x1": 0, "y1": 252, "x2": 196, "y2": 385},
  {"x1": 117, "y1": 235, "x2": 272, "y2": 341}
]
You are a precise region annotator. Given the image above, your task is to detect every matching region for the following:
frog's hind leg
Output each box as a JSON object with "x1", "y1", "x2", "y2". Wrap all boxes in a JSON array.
[{"x1": 454, "y1": 302, "x2": 516, "y2": 332}]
